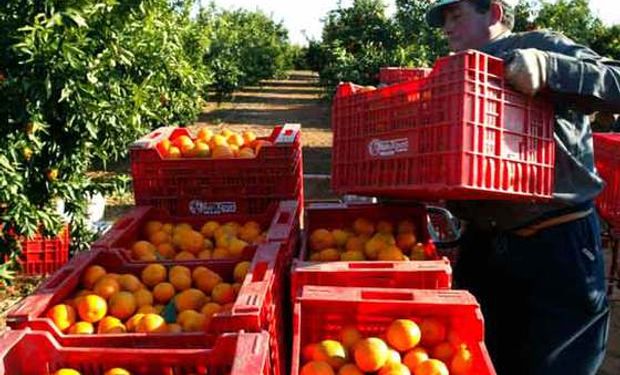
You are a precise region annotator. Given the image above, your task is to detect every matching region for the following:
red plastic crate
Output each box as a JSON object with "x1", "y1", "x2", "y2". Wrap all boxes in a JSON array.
[
  {"x1": 7, "y1": 225, "x2": 70, "y2": 276},
  {"x1": 131, "y1": 124, "x2": 303, "y2": 216},
  {"x1": 379, "y1": 67, "x2": 432, "y2": 85},
  {"x1": 0, "y1": 329, "x2": 270, "y2": 375},
  {"x1": 594, "y1": 133, "x2": 620, "y2": 228},
  {"x1": 291, "y1": 285, "x2": 496, "y2": 375},
  {"x1": 92, "y1": 200, "x2": 299, "y2": 267},
  {"x1": 332, "y1": 50, "x2": 555, "y2": 201},
  {"x1": 291, "y1": 202, "x2": 452, "y2": 301}
]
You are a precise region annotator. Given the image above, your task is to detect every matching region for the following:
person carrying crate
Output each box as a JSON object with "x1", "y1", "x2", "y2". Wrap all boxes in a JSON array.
[{"x1": 425, "y1": 0, "x2": 620, "y2": 374}]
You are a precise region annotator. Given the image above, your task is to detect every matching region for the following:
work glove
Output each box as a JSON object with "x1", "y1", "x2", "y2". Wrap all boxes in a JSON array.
[{"x1": 504, "y1": 48, "x2": 549, "y2": 96}]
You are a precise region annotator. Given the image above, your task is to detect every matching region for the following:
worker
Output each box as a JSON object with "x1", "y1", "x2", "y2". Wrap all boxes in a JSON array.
[{"x1": 425, "y1": 0, "x2": 620, "y2": 374}]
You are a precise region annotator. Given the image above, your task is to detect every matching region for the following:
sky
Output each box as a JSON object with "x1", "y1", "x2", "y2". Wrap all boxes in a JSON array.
[{"x1": 201, "y1": 0, "x2": 619, "y2": 46}]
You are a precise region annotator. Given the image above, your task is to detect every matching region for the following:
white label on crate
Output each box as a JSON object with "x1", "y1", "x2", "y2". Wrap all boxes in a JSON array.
[
  {"x1": 368, "y1": 138, "x2": 409, "y2": 157},
  {"x1": 189, "y1": 200, "x2": 237, "y2": 215}
]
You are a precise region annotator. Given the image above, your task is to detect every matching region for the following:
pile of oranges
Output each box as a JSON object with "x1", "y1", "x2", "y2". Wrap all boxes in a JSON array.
[
  {"x1": 308, "y1": 218, "x2": 432, "y2": 262},
  {"x1": 53, "y1": 369, "x2": 130, "y2": 375},
  {"x1": 300, "y1": 318, "x2": 473, "y2": 375},
  {"x1": 46, "y1": 261, "x2": 251, "y2": 335},
  {"x1": 157, "y1": 128, "x2": 272, "y2": 159},
  {"x1": 129, "y1": 219, "x2": 266, "y2": 261}
]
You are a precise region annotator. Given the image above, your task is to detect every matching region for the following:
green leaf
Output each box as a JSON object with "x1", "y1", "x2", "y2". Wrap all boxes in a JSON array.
[{"x1": 161, "y1": 298, "x2": 177, "y2": 323}]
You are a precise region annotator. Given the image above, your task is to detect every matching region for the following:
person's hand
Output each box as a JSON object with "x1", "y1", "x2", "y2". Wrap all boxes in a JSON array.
[{"x1": 504, "y1": 48, "x2": 549, "y2": 96}]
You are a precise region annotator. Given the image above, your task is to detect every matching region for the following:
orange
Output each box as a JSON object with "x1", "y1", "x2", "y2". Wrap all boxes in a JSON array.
[
  {"x1": 300, "y1": 361, "x2": 335, "y2": 375},
  {"x1": 386, "y1": 319, "x2": 421, "y2": 352},
  {"x1": 242, "y1": 130, "x2": 257, "y2": 146},
  {"x1": 125, "y1": 313, "x2": 145, "y2": 332},
  {"x1": 309, "y1": 253, "x2": 322, "y2": 261},
  {"x1": 118, "y1": 274, "x2": 143, "y2": 292},
  {"x1": 228, "y1": 238, "x2": 249, "y2": 257},
  {"x1": 313, "y1": 339, "x2": 348, "y2": 370},
  {"x1": 340, "y1": 251, "x2": 365, "y2": 261},
  {"x1": 194, "y1": 141, "x2": 211, "y2": 157},
  {"x1": 197, "y1": 128, "x2": 214, "y2": 142},
  {"x1": 175, "y1": 251, "x2": 196, "y2": 261},
  {"x1": 238, "y1": 147, "x2": 255, "y2": 158},
  {"x1": 353, "y1": 218, "x2": 375, "y2": 236},
  {"x1": 319, "y1": 248, "x2": 341, "y2": 262},
  {"x1": 211, "y1": 283, "x2": 235, "y2": 305},
  {"x1": 386, "y1": 349, "x2": 402, "y2": 365},
  {"x1": 198, "y1": 250, "x2": 212, "y2": 259},
  {"x1": 332, "y1": 229, "x2": 350, "y2": 248},
  {"x1": 210, "y1": 134, "x2": 228, "y2": 148},
  {"x1": 167, "y1": 323, "x2": 183, "y2": 333},
  {"x1": 137, "y1": 305, "x2": 158, "y2": 314},
  {"x1": 109, "y1": 291, "x2": 137, "y2": 320},
  {"x1": 420, "y1": 318, "x2": 447, "y2": 347},
  {"x1": 52, "y1": 369, "x2": 81, "y2": 375},
  {"x1": 397, "y1": 220, "x2": 416, "y2": 234},
  {"x1": 161, "y1": 223, "x2": 174, "y2": 235},
  {"x1": 200, "y1": 221, "x2": 220, "y2": 238},
  {"x1": 340, "y1": 326, "x2": 362, "y2": 350},
  {"x1": 345, "y1": 237, "x2": 365, "y2": 253},
  {"x1": 354, "y1": 337, "x2": 389, "y2": 372},
  {"x1": 234, "y1": 261, "x2": 251, "y2": 283},
  {"x1": 153, "y1": 282, "x2": 176, "y2": 303},
  {"x1": 167, "y1": 146, "x2": 181, "y2": 158},
  {"x1": 377, "y1": 221, "x2": 394, "y2": 234},
  {"x1": 396, "y1": 233, "x2": 417, "y2": 251},
  {"x1": 144, "y1": 220, "x2": 163, "y2": 236},
  {"x1": 229, "y1": 144, "x2": 240, "y2": 157},
  {"x1": 170, "y1": 272, "x2": 192, "y2": 292},
  {"x1": 133, "y1": 289, "x2": 154, "y2": 307},
  {"x1": 403, "y1": 347, "x2": 429, "y2": 372},
  {"x1": 220, "y1": 128, "x2": 234, "y2": 138},
  {"x1": 364, "y1": 236, "x2": 389, "y2": 260},
  {"x1": 302, "y1": 343, "x2": 319, "y2": 362},
  {"x1": 175, "y1": 288, "x2": 206, "y2": 312},
  {"x1": 135, "y1": 313, "x2": 167, "y2": 333},
  {"x1": 141, "y1": 264, "x2": 167, "y2": 287},
  {"x1": 76, "y1": 294, "x2": 107, "y2": 323},
  {"x1": 201, "y1": 302, "x2": 222, "y2": 318},
  {"x1": 411, "y1": 243, "x2": 427, "y2": 261},
  {"x1": 378, "y1": 247, "x2": 406, "y2": 261},
  {"x1": 149, "y1": 230, "x2": 170, "y2": 246},
  {"x1": 227, "y1": 133, "x2": 244, "y2": 147},
  {"x1": 137, "y1": 252, "x2": 157, "y2": 261},
  {"x1": 414, "y1": 359, "x2": 449, "y2": 375},
  {"x1": 378, "y1": 363, "x2": 411, "y2": 375},
  {"x1": 172, "y1": 135, "x2": 193, "y2": 149},
  {"x1": 156, "y1": 243, "x2": 176, "y2": 259},
  {"x1": 97, "y1": 316, "x2": 126, "y2": 334},
  {"x1": 131, "y1": 241, "x2": 156, "y2": 260},
  {"x1": 174, "y1": 223, "x2": 193, "y2": 234},
  {"x1": 309, "y1": 229, "x2": 335, "y2": 251},
  {"x1": 157, "y1": 139, "x2": 171, "y2": 156},
  {"x1": 81, "y1": 265, "x2": 107, "y2": 289},
  {"x1": 212, "y1": 247, "x2": 231, "y2": 259},
  {"x1": 337, "y1": 364, "x2": 363, "y2": 375},
  {"x1": 193, "y1": 267, "x2": 222, "y2": 294},
  {"x1": 67, "y1": 321, "x2": 94, "y2": 335},
  {"x1": 212, "y1": 144, "x2": 234, "y2": 159},
  {"x1": 432, "y1": 342, "x2": 455, "y2": 364},
  {"x1": 46, "y1": 304, "x2": 76, "y2": 332},
  {"x1": 103, "y1": 369, "x2": 131, "y2": 375},
  {"x1": 177, "y1": 309, "x2": 206, "y2": 332},
  {"x1": 450, "y1": 344, "x2": 473, "y2": 375}
]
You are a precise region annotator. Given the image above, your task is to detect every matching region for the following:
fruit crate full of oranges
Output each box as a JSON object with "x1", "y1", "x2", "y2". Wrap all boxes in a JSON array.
[
  {"x1": 6, "y1": 245, "x2": 281, "y2": 345},
  {"x1": 92, "y1": 200, "x2": 299, "y2": 267},
  {"x1": 291, "y1": 202, "x2": 452, "y2": 300},
  {"x1": 292, "y1": 285, "x2": 496, "y2": 375},
  {"x1": 0, "y1": 329, "x2": 271, "y2": 375},
  {"x1": 1, "y1": 224, "x2": 70, "y2": 276},
  {"x1": 131, "y1": 124, "x2": 303, "y2": 216},
  {"x1": 593, "y1": 133, "x2": 620, "y2": 227},
  {"x1": 332, "y1": 50, "x2": 555, "y2": 202}
]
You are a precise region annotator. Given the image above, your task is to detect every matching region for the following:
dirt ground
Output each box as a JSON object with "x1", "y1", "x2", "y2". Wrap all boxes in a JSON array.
[{"x1": 1, "y1": 71, "x2": 618, "y2": 374}]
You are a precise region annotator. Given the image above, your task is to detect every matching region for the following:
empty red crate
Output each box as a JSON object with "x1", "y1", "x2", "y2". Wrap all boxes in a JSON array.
[
  {"x1": 379, "y1": 67, "x2": 432, "y2": 85},
  {"x1": 332, "y1": 50, "x2": 555, "y2": 201},
  {"x1": 2, "y1": 224, "x2": 70, "y2": 276},
  {"x1": 131, "y1": 124, "x2": 303, "y2": 216},
  {"x1": 291, "y1": 202, "x2": 452, "y2": 300},
  {"x1": 594, "y1": 133, "x2": 620, "y2": 227},
  {"x1": 92, "y1": 200, "x2": 299, "y2": 267},
  {"x1": 0, "y1": 329, "x2": 270, "y2": 375},
  {"x1": 291, "y1": 285, "x2": 496, "y2": 375}
]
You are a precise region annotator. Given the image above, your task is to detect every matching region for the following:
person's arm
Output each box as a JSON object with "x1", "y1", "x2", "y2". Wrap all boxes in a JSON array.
[{"x1": 505, "y1": 33, "x2": 620, "y2": 113}]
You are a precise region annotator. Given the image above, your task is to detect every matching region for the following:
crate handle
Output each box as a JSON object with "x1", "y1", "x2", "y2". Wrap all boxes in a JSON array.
[
  {"x1": 249, "y1": 243, "x2": 279, "y2": 282},
  {"x1": 131, "y1": 126, "x2": 177, "y2": 149},
  {"x1": 347, "y1": 262, "x2": 395, "y2": 270},
  {"x1": 360, "y1": 290, "x2": 415, "y2": 301},
  {"x1": 230, "y1": 332, "x2": 270, "y2": 374},
  {"x1": 274, "y1": 123, "x2": 300, "y2": 144},
  {"x1": 267, "y1": 200, "x2": 298, "y2": 241}
]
